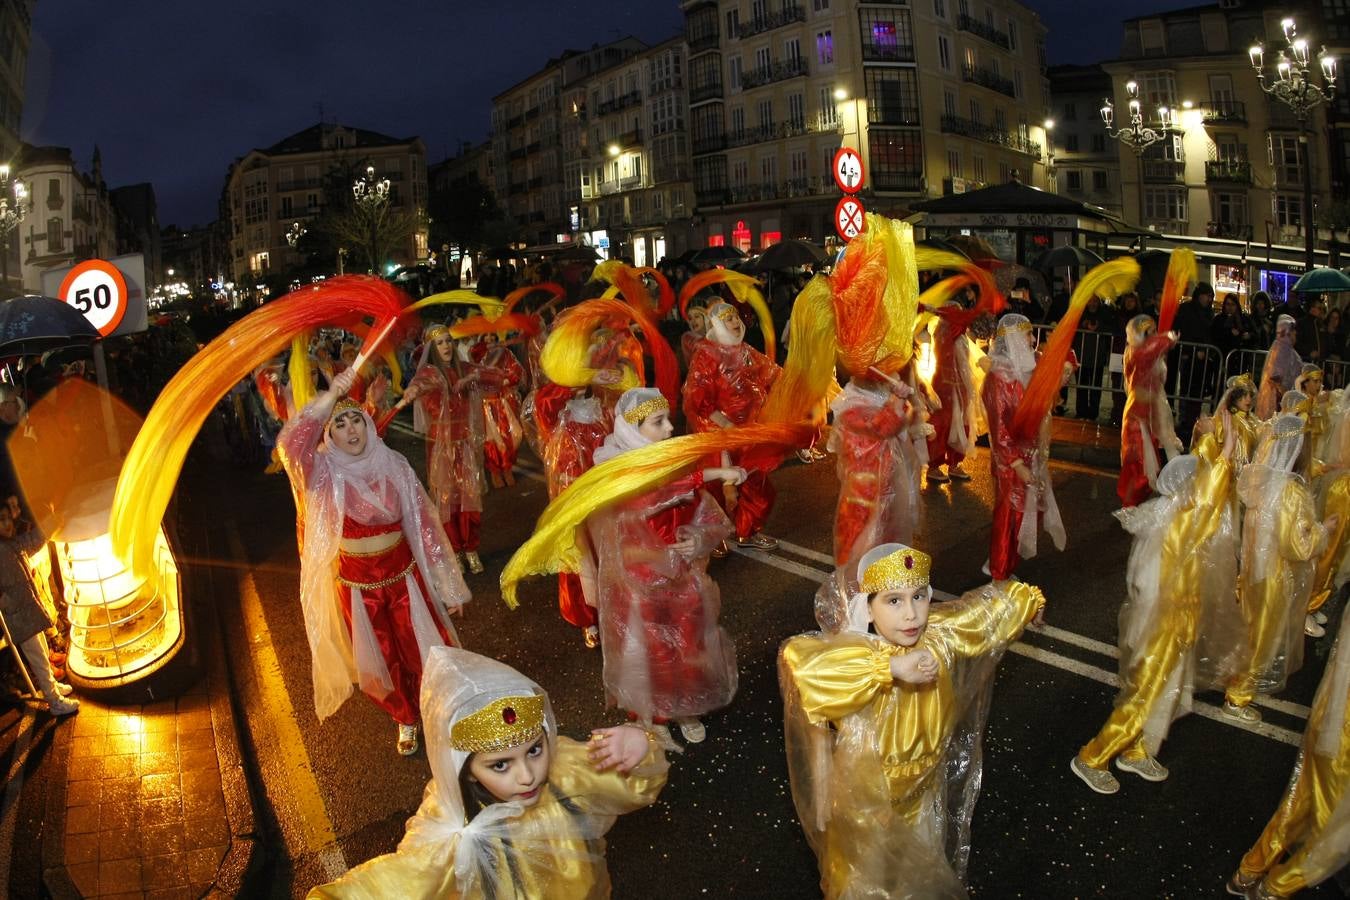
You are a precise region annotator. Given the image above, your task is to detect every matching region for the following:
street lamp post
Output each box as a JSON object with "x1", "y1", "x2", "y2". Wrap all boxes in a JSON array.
[
  {"x1": 285, "y1": 220, "x2": 306, "y2": 249},
  {"x1": 352, "y1": 165, "x2": 391, "y2": 273},
  {"x1": 0, "y1": 165, "x2": 31, "y2": 298},
  {"x1": 1100, "y1": 80, "x2": 1179, "y2": 231},
  {"x1": 1042, "y1": 119, "x2": 1057, "y2": 191},
  {"x1": 1249, "y1": 17, "x2": 1337, "y2": 270}
]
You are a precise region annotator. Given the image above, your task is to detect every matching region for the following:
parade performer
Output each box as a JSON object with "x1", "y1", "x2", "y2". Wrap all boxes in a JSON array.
[
  {"x1": 1293, "y1": 365, "x2": 1328, "y2": 472},
  {"x1": 780, "y1": 543, "x2": 1045, "y2": 898},
  {"x1": 1306, "y1": 397, "x2": 1350, "y2": 639},
  {"x1": 683, "y1": 299, "x2": 782, "y2": 550},
  {"x1": 310, "y1": 647, "x2": 668, "y2": 899},
  {"x1": 543, "y1": 393, "x2": 608, "y2": 648},
  {"x1": 923, "y1": 289, "x2": 988, "y2": 483},
  {"x1": 473, "y1": 336, "x2": 527, "y2": 488},
  {"x1": 1228, "y1": 609, "x2": 1350, "y2": 899},
  {"x1": 1071, "y1": 450, "x2": 1236, "y2": 795},
  {"x1": 277, "y1": 366, "x2": 468, "y2": 755},
  {"x1": 1223, "y1": 414, "x2": 1333, "y2": 723},
  {"x1": 1257, "y1": 316, "x2": 1303, "y2": 420},
  {"x1": 1117, "y1": 316, "x2": 1183, "y2": 507},
  {"x1": 681, "y1": 301, "x2": 709, "y2": 369},
  {"x1": 403, "y1": 324, "x2": 494, "y2": 575}
]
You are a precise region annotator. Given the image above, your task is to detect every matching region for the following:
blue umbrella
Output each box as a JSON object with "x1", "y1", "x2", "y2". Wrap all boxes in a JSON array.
[
  {"x1": 1292, "y1": 267, "x2": 1350, "y2": 294},
  {"x1": 0, "y1": 295, "x2": 101, "y2": 356}
]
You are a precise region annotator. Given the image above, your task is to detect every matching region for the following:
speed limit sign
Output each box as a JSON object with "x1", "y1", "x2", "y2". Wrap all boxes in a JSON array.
[{"x1": 58, "y1": 259, "x2": 128, "y2": 337}]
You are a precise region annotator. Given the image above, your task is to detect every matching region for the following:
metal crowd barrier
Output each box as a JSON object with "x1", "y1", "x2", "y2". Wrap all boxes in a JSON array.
[{"x1": 1220, "y1": 348, "x2": 1350, "y2": 392}]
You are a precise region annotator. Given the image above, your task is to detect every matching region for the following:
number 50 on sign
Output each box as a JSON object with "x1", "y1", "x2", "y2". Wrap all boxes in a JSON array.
[{"x1": 58, "y1": 259, "x2": 129, "y2": 337}]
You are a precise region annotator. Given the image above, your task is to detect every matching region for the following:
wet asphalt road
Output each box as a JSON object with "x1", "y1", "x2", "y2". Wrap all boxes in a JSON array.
[{"x1": 176, "y1": 420, "x2": 1346, "y2": 900}]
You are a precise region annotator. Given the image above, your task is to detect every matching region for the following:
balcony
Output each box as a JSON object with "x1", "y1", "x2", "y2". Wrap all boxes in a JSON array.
[
  {"x1": 688, "y1": 29, "x2": 720, "y2": 53},
  {"x1": 1205, "y1": 160, "x2": 1252, "y2": 185},
  {"x1": 741, "y1": 55, "x2": 808, "y2": 90},
  {"x1": 872, "y1": 172, "x2": 924, "y2": 192},
  {"x1": 508, "y1": 181, "x2": 526, "y2": 194},
  {"x1": 1199, "y1": 99, "x2": 1246, "y2": 125},
  {"x1": 690, "y1": 80, "x2": 724, "y2": 103},
  {"x1": 654, "y1": 163, "x2": 692, "y2": 183},
  {"x1": 693, "y1": 133, "x2": 728, "y2": 155},
  {"x1": 695, "y1": 186, "x2": 731, "y2": 207},
  {"x1": 869, "y1": 104, "x2": 921, "y2": 127},
  {"x1": 961, "y1": 63, "x2": 1016, "y2": 98},
  {"x1": 1207, "y1": 221, "x2": 1252, "y2": 240},
  {"x1": 939, "y1": 115, "x2": 1041, "y2": 156},
  {"x1": 957, "y1": 13, "x2": 1011, "y2": 49},
  {"x1": 525, "y1": 105, "x2": 541, "y2": 121},
  {"x1": 736, "y1": 4, "x2": 804, "y2": 39},
  {"x1": 861, "y1": 41, "x2": 917, "y2": 63},
  {"x1": 1141, "y1": 159, "x2": 1185, "y2": 182},
  {"x1": 727, "y1": 118, "x2": 841, "y2": 148},
  {"x1": 781, "y1": 176, "x2": 831, "y2": 198},
  {"x1": 599, "y1": 90, "x2": 642, "y2": 116},
  {"x1": 619, "y1": 175, "x2": 643, "y2": 190},
  {"x1": 509, "y1": 147, "x2": 528, "y2": 161},
  {"x1": 506, "y1": 115, "x2": 523, "y2": 129},
  {"x1": 729, "y1": 182, "x2": 782, "y2": 203},
  {"x1": 526, "y1": 141, "x2": 541, "y2": 155},
  {"x1": 276, "y1": 178, "x2": 322, "y2": 192}
]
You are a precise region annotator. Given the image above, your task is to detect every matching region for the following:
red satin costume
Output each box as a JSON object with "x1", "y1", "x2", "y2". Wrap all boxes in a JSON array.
[
  {"x1": 1117, "y1": 332, "x2": 1176, "y2": 508},
  {"x1": 833, "y1": 394, "x2": 909, "y2": 566},
  {"x1": 982, "y1": 368, "x2": 1037, "y2": 580}
]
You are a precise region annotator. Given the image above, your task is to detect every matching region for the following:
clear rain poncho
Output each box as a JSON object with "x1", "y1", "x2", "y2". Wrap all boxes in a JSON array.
[
  {"x1": 410, "y1": 340, "x2": 488, "y2": 516},
  {"x1": 310, "y1": 647, "x2": 669, "y2": 899}
]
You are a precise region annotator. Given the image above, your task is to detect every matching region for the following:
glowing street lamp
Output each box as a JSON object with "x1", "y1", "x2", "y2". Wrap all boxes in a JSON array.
[{"x1": 0, "y1": 164, "x2": 31, "y2": 293}]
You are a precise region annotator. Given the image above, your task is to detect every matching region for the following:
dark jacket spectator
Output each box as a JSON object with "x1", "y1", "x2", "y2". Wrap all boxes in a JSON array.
[{"x1": 1210, "y1": 293, "x2": 1254, "y2": 357}]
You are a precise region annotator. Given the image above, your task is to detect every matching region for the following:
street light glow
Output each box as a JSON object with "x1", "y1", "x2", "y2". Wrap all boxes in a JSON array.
[
  {"x1": 833, "y1": 87, "x2": 848, "y2": 101},
  {"x1": 608, "y1": 144, "x2": 620, "y2": 156}
]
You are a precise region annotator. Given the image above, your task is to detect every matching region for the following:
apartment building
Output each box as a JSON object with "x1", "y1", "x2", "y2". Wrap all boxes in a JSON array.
[
  {"x1": 16, "y1": 144, "x2": 118, "y2": 293},
  {"x1": 566, "y1": 36, "x2": 695, "y2": 265},
  {"x1": 1101, "y1": 1, "x2": 1338, "y2": 289},
  {"x1": 493, "y1": 38, "x2": 646, "y2": 248},
  {"x1": 221, "y1": 122, "x2": 428, "y2": 283},
  {"x1": 1046, "y1": 64, "x2": 1121, "y2": 217},
  {"x1": 0, "y1": 0, "x2": 35, "y2": 292},
  {"x1": 682, "y1": 0, "x2": 1052, "y2": 251}
]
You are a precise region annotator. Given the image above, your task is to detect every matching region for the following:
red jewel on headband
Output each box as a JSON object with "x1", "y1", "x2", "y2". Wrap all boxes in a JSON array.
[
  {"x1": 904, "y1": 555, "x2": 913, "y2": 569},
  {"x1": 502, "y1": 707, "x2": 517, "y2": 725}
]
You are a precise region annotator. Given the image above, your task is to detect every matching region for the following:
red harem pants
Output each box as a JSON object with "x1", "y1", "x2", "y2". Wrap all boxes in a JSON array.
[
  {"x1": 834, "y1": 476, "x2": 880, "y2": 566},
  {"x1": 337, "y1": 538, "x2": 453, "y2": 725},
  {"x1": 1116, "y1": 419, "x2": 1155, "y2": 508},
  {"x1": 711, "y1": 466, "x2": 775, "y2": 539},
  {"x1": 925, "y1": 390, "x2": 964, "y2": 470},
  {"x1": 444, "y1": 512, "x2": 481, "y2": 552},
  {"x1": 989, "y1": 470, "x2": 1025, "y2": 581},
  {"x1": 483, "y1": 399, "x2": 520, "y2": 476},
  {"x1": 559, "y1": 573, "x2": 597, "y2": 629},
  {"x1": 617, "y1": 578, "x2": 713, "y2": 724}
]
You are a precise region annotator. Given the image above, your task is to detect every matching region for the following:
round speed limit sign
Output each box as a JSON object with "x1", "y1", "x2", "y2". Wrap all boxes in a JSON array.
[{"x1": 58, "y1": 259, "x2": 128, "y2": 336}]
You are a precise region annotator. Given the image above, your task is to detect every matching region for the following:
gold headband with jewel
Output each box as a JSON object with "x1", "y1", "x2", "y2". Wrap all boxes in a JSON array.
[
  {"x1": 450, "y1": 694, "x2": 546, "y2": 754},
  {"x1": 861, "y1": 546, "x2": 932, "y2": 592},
  {"x1": 425, "y1": 323, "x2": 451, "y2": 341},
  {"x1": 330, "y1": 397, "x2": 362, "y2": 422},
  {"x1": 1303, "y1": 368, "x2": 1324, "y2": 382},
  {"x1": 622, "y1": 396, "x2": 669, "y2": 425},
  {"x1": 996, "y1": 320, "x2": 1032, "y2": 337}
]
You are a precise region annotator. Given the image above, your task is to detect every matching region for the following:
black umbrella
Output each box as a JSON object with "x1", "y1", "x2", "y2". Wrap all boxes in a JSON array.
[
  {"x1": 686, "y1": 245, "x2": 747, "y2": 265},
  {"x1": 554, "y1": 244, "x2": 600, "y2": 263},
  {"x1": 0, "y1": 295, "x2": 101, "y2": 356},
  {"x1": 1133, "y1": 249, "x2": 1173, "y2": 302},
  {"x1": 748, "y1": 239, "x2": 828, "y2": 272},
  {"x1": 1034, "y1": 245, "x2": 1104, "y2": 271},
  {"x1": 917, "y1": 237, "x2": 970, "y2": 258}
]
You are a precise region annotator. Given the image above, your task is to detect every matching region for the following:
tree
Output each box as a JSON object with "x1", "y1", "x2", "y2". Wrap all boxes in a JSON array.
[{"x1": 310, "y1": 156, "x2": 425, "y2": 274}]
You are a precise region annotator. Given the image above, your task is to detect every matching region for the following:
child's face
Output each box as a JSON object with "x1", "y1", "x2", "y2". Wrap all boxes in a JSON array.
[
  {"x1": 468, "y1": 734, "x2": 551, "y2": 807},
  {"x1": 638, "y1": 410, "x2": 674, "y2": 442},
  {"x1": 868, "y1": 586, "x2": 931, "y2": 647},
  {"x1": 0, "y1": 509, "x2": 13, "y2": 540}
]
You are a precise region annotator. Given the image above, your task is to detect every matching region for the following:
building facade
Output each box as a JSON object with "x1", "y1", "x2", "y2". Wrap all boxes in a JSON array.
[
  {"x1": 1046, "y1": 64, "x2": 1121, "y2": 217},
  {"x1": 16, "y1": 144, "x2": 118, "y2": 293},
  {"x1": 110, "y1": 183, "x2": 161, "y2": 291},
  {"x1": 683, "y1": 0, "x2": 1052, "y2": 252},
  {"x1": 221, "y1": 122, "x2": 428, "y2": 283},
  {"x1": 1, "y1": 0, "x2": 35, "y2": 294}
]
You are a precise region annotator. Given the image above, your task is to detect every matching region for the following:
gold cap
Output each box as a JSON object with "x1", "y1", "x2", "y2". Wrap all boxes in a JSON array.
[
  {"x1": 1228, "y1": 373, "x2": 1256, "y2": 394},
  {"x1": 450, "y1": 694, "x2": 546, "y2": 754},
  {"x1": 622, "y1": 396, "x2": 669, "y2": 425},
  {"x1": 329, "y1": 397, "x2": 362, "y2": 421},
  {"x1": 861, "y1": 545, "x2": 932, "y2": 593}
]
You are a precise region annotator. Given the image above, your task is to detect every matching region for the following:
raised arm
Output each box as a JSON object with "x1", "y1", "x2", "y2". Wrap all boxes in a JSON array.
[{"x1": 781, "y1": 632, "x2": 900, "y2": 725}]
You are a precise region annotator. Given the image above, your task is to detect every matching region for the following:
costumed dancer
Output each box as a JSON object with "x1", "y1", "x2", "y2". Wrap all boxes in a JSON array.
[
  {"x1": 1293, "y1": 365, "x2": 1328, "y2": 472},
  {"x1": 1228, "y1": 608, "x2": 1350, "y2": 899},
  {"x1": 543, "y1": 393, "x2": 608, "y2": 648},
  {"x1": 1071, "y1": 450, "x2": 1236, "y2": 795},
  {"x1": 587, "y1": 388, "x2": 746, "y2": 747},
  {"x1": 682, "y1": 300, "x2": 782, "y2": 550},
  {"x1": 680, "y1": 301, "x2": 709, "y2": 369},
  {"x1": 277, "y1": 366, "x2": 469, "y2": 755},
  {"x1": 310, "y1": 647, "x2": 668, "y2": 899},
  {"x1": 474, "y1": 335, "x2": 527, "y2": 488},
  {"x1": 924, "y1": 298, "x2": 982, "y2": 484},
  {"x1": 1306, "y1": 394, "x2": 1350, "y2": 639},
  {"x1": 1222, "y1": 414, "x2": 1334, "y2": 723},
  {"x1": 1117, "y1": 315, "x2": 1183, "y2": 507},
  {"x1": 780, "y1": 543, "x2": 1045, "y2": 898},
  {"x1": 1257, "y1": 315, "x2": 1303, "y2": 420},
  {"x1": 403, "y1": 324, "x2": 494, "y2": 575}
]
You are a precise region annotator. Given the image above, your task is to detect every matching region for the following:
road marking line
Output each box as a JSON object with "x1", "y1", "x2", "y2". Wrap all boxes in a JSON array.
[
  {"x1": 227, "y1": 526, "x2": 348, "y2": 877},
  {"x1": 739, "y1": 535, "x2": 1308, "y2": 745},
  {"x1": 0, "y1": 709, "x2": 36, "y2": 889},
  {"x1": 771, "y1": 538, "x2": 837, "y2": 568}
]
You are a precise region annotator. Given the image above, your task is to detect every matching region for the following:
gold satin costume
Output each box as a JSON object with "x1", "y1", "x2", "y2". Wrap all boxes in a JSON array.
[
  {"x1": 1309, "y1": 472, "x2": 1350, "y2": 615},
  {"x1": 781, "y1": 581, "x2": 1044, "y2": 899},
  {"x1": 1226, "y1": 478, "x2": 1321, "y2": 709},
  {"x1": 1079, "y1": 456, "x2": 1232, "y2": 769},
  {"x1": 309, "y1": 738, "x2": 667, "y2": 900}
]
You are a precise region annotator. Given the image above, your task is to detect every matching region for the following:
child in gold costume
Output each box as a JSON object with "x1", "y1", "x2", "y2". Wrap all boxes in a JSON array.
[
  {"x1": 309, "y1": 648, "x2": 668, "y2": 899},
  {"x1": 1307, "y1": 390, "x2": 1350, "y2": 638},
  {"x1": 779, "y1": 543, "x2": 1045, "y2": 898},
  {"x1": 1228, "y1": 609, "x2": 1350, "y2": 898}
]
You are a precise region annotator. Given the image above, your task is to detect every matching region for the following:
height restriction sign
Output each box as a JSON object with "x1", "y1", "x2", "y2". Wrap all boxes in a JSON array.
[
  {"x1": 835, "y1": 196, "x2": 866, "y2": 241},
  {"x1": 832, "y1": 147, "x2": 865, "y2": 194},
  {"x1": 57, "y1": 259, "x2": 129, "y2": 337}
]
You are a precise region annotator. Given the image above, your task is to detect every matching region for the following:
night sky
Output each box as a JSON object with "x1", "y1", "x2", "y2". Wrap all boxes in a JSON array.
[{"x1": 21, "y1": 0, "x2": 1204, "y2": 228}]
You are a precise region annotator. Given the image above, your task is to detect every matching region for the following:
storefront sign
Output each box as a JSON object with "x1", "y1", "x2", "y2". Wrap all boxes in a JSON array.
[{"x1": 927, "y1": 213, "x2": 1080, "y2": 230}]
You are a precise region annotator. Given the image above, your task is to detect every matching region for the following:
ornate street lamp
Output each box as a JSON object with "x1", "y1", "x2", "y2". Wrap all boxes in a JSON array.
[
  {"x1": 1101, "y1": 80, "x2": 1179, "y2": 230},
  {"x1": 1042, "y1": 119, "x2": 1057, "y2": 188},
  {"x1": 0, "y1": 164, "x2": 31, "y2": 295},
  {"x1": 1249, "y1": 16, "x2": 1337, "y2": 269},
  {"x1": 285, "y1": 220, "x2": 306, "y2": 248},
  {"x1": 352, "y1": 165, "x2": 391, "y2": 273}
]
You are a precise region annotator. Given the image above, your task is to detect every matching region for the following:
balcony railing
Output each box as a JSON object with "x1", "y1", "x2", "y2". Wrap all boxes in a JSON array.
[
  {"x1": 525, "y1": 105, "x2": 541, "y2": 120},
  {"x1": 276, "y1": 178, "x2": 322, "y2": 192},
  {"x1": 736, "y1": 4, "x2": 805, "y2": 39},
  {"x1": 871, "y1": 171, "x2": 925, "y2": 192},
  {"x1": 1204, "y1": 159, "x2": 1252, "y2": 184},
  {"x1": 939, "y1": 114, "x2": 1041, "y2": 156},
  {"x1": 619, "y1": 175, "x2": 643, "y2": 190},
  {"x1": 690, "y1": 80, "x2": 724, "y2": 103},
  {"x1": 692, "y1": 133, "x2": 728, "y2": 155},
  {"x1": 617, "y1": 128, "x2": 644, "y2": 147},
  {"x1": 861, "y1": 42, "x2": 917, "y2": 63},
  {"x1": 695, "y1": 186, "x2": 731, "y2": 207},
  {"x1": 726, "y1": 118, "x2": 840, "y2": 149},
  {"x1": 1199, "y1": 99, "x2": 1246, "y2": 124},
  {"x1": 961, "y1": 62, "x2": 1016, "y2": 98},
  {"x1": 653, "y1": 164, "x2": 692, "y2": 183},
  {"x1": 957, "y1": 13, "x2": 1011, "y2": 49},
  {"x1": 688, "y1": 29, "x2": 720, "y2": 53},
  {"x1": 1207, "y1": 221, "x2": 1252, "y2": 239},
  {"x1": 1141, "y1": 159, "x2": 1185, "y2": 182},
  {"x1": 869, "y1": 104, "x2": 921, "y2": 127},
  {"x1": 741, "y1": 55, "x2": 808, "y2": 90},
  {"x1": 598, "y1": 90, "x2": 642, "y2": 116}
]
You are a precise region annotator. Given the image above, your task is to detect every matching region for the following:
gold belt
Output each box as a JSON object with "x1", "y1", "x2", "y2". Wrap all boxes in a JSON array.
[
  {"x1": 338, "y1": 558, "x2": 415, "y2": 591},
  {"x1": 340, "y1": 533, "x2": 405, "y2": 557}
]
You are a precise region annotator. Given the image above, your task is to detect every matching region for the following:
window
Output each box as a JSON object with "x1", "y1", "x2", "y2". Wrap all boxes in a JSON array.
[
  {"x1": 998, "y1": 162, "x2": 1010, "y2": 183},
  {"x1": 731, "y1": 106, "x2": 746, "y2": 135},
  {"x1": 758, "y1": 99, "x2": 774, "y2": 130},
  {"x1": 755, "y1": 46, "x2": 771, "y2": 71},
  {"x1": 1208, "y1": 73, "x2": 1235, "y2": 105},
  {"x1": 1144, "y1": 187, "x2": 1187, "y2": 222},
  {"x1": 784, "y1": 37, "x2": 801, "y2": 62},
  {"x1": 1065, "y1": 134, "x2": 1079, "y2": 152},
  {"x1": 1274, "y1": 192, "x2": 1302, "y2": 229},
  {"x1": 813, "y1": 0, "x2": 829, "y2": 10},
  {"x1": 1092, "y1": 170, "x2": 1108, "y2": 190},
  {"x1": 280, "y1": 196, "x2": 292, "y2": 217},
  {"x1": 761, "y1": 155, "x2": 777, "y2": 185},
  {"x1": 730, "y1": 56, "x2": 742, "y2": 91},
  {"x1": 943, "y1": 89, "x2": 957, "y2": 118},
  {"x1": 1271, "y1": 134, "x2": 1301, "y2": 184},
  {"x1": 1213, "y1": 191, "x2": 1248, "y2": 227},
  {"x1": 972, "y1": 155, "x2": 985, "y2": 182},
  {"x1": 868, "y1": 128, "x2": 924, "y2": 191},
  {"x1": 1138, "y1": 71, "x2": 1176, "y2": 108},
  {"x1": 947, "y1": 149, "x2": 961, "y2": 177},
  {"x1": 1139, "y1": 20, "x2": 1165, "y2": 55},
  {"x1": 816, "y1": 30, "x2": 834, "y2": 65},
  {"x1": 1008, "y1": 18, "x2": 1019, "y2": 50},
  {"x1": 934, "y1": 0, "x2": 946, "y2": 17},
  {"x1": 1091, "y1": 134, "x2": 1106, "y2": 153},
  {"x1": 860, "y1": 9, "x2": 915, "y2": 62},
  {"x1": 865, "y1": 68, "x2": 921, "y2": 126},
  {"x1": 788, "y1": 93, "x2": 805, "y2": 128},
  {"x1": 47, "y1": 177, "x2": 62, "y2": 202},
  {"x1": 732, "y1": 159, "x2": 749, "y2": 187},
  {"x1": 726, "y1": 9, "x2": 739, "y2": 35},
  {"x1": 790, "y1": 149, "x2": 809, "y2": 180},
  {"x1": 969, "y1": 97, "x2": 982, "y2": 124},
  {"x1": 47, "y1": 216, "x2": 63, "y2": 251},
  {"x1": 937, "y1": 35, "x2": 951, "y2": 71},
  {"x1": 993, "y1": 108, "x2": 1006, "y2": 132},
  {"x1": 819, "y1": 86, "x2": 838, "y2": 127},
  {"x1": 1065, "y1": 170, "x2": 1083, "y2": 191}
]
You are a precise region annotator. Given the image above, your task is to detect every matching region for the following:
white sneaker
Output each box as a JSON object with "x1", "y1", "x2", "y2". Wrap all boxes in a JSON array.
[
  {"x1": 47, "y1": 695, "x2": 79, "y2": 717},
  {"x1": 1115, "y1": 753, "x2": 1169, "y2": 782},
  {"x1": 1222, "y1": 701, "x2": 1262, "y2": 724},
  {"x1": 54, "y1": 682, "x2": 75, "y2": 697},
  {"x1": 397, "y1": 723, "x2": 419, "y2": 756},
  {"x1": 1314, "y1": 611, "x2": 1329, "y2": 625},
  {"x1": 1305, "y1": 615, "x2": 1326, "y2": 638},
  {"x1": 465, "y1": 551, "x2": 485, "y2": 575},
  {"x1": 1070, "y1": 756, "x2": 1119, "y2": 795},
  {"x1": 981, "y1": 559, "x2": 992, "y2": 577},
  {"x1": 676, "y1": 717, "x2": 706, "y2": 744}
]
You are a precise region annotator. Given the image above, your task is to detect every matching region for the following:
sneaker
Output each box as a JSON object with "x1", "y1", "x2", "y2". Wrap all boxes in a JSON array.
[
  {"x1": 465, "y1": 551, "x2": 485, "y2": 575},
  {"x1": 1222, "y1": 701, "x2": 1262, "y2": 724},
  {"x1": 397, "y1": 723, "x2": 419, "y2": 756},
  {"x1": 811, "y1": 447, "x2": 828, "y2": 461},
  {"x1": 1115, "y1": 753, "x2": 1169, "y2": 782},
  {"x1": 1070, "y1": 756, "x2": 1119, "y2": 795},
  {"x1": 583, "y1": 626, "x2": 599, "y2": 649},
  {"x1": 1305, "y1": 615, "x2": 1326, "y2": 638},
  {"x1": 737, "y1": 533, "x2": 778, "y2": 550},
  {"x1": 54, "y1": 682, "x2": 75, "y2": 697},
  {"x1": 47, "y1": 695, "x2": 79, "y2": 717},
  {"x1": 710, "y1": 541, "x2": 730, "y2": 559},
  {"x1": 926, "y1": 467, "x2": 950, "y2": 484},
  {"x1": 948, "y1": 465, "x2": 972, "y2": 481},
  {"x1": 981, "y1": 559, "x2": 992, "y2": 577},
  {"x1": 1227, "y1": 870, "x2": 1261, "y2": 897},
  {"x1": 1314, "y1": 611, "x2": 1329, "y2": 625},
  {"x1": 796, "y1": 449, "x2": 814, "y2": 464},
  {"x1": 676, "y1": 717, "x2": 706, "y2": 744}
]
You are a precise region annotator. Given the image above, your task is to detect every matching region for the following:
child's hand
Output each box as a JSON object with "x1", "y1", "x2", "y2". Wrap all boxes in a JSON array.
[
  {"x1": 587, "y1": 725, "x2": 651, "y2": 773},
  {"x1": 891, "y1": 649, "x2": 938, "y2": 685}
]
